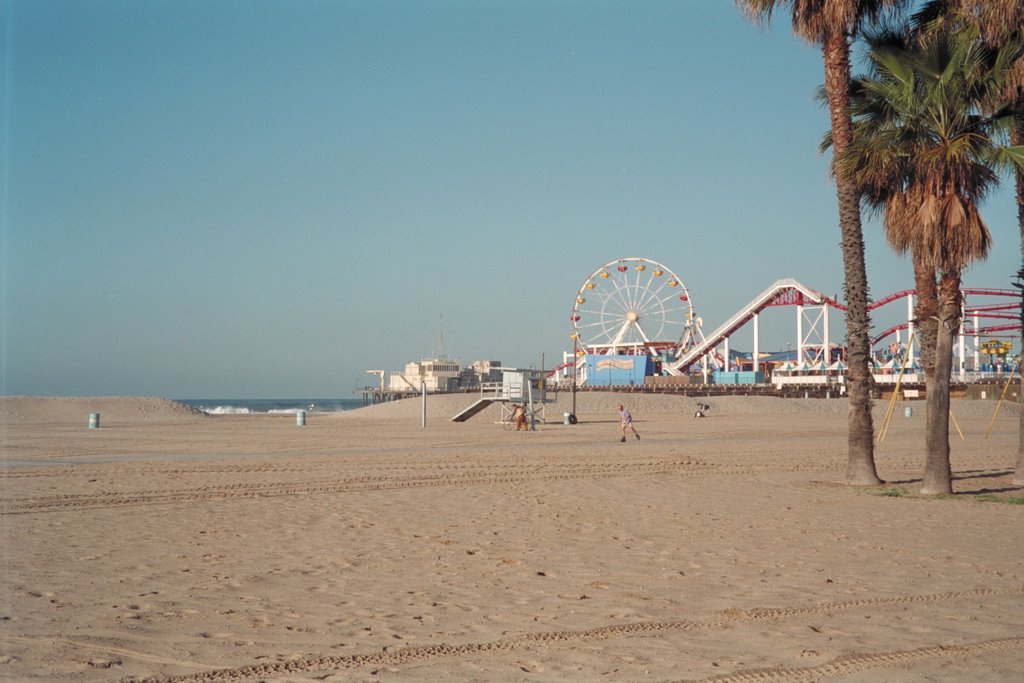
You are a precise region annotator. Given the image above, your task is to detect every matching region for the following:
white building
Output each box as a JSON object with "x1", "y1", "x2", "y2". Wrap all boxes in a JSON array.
[
  {"x1": 464, "y1": 359, "x2": 502, "y2": 386},
  {"x1": 388, "y1": 358, "x2": 462, "y2": 393}
]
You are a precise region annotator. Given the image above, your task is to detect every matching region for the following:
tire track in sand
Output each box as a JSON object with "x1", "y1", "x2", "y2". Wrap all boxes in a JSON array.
[
  {"x1": 673, "y1": 637, "x2": 1024, "y2": 682},
  {"x1": 1, "y1": 460, "x2": 709, "y2": 514},
  {"x1": 4, "y1": 456, "x2": 1012, "y2": 515},
  {"x1": 127, "y1": 585, "x2": 1024, "y2": 682}
]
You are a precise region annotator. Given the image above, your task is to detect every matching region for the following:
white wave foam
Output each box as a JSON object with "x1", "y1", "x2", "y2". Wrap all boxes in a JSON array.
[{"x1": 201, "y1": 406, "x2": 252, "y2": 415}]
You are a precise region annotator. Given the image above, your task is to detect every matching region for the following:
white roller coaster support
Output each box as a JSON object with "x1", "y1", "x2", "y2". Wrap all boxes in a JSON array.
[
  {"x1": 959, "y1": 319, "x2": 966, "y2": 380},
  {"x1": 665, "y1": 278, "x2": 826, "y2": 376},
  {"x1": 974, "y1": 313, "x2": 980, "y2": 370},
  {"x1": 824, "y1": 304, "x2": 830, "y2": 363},
  {"x1": 798, "y1": 304, "x2": 829, "y2": 363},
  {"x1": 797, "y1": 304, "x2": 804, "y2": 362},
  {"x1": 753, "y1": 313, "x2": 760, "y2": 372}
]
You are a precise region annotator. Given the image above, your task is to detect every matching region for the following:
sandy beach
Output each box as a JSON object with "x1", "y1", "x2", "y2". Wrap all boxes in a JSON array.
[{"x1": 1, "y1": 393, "x2": 1022, "y2": 682}]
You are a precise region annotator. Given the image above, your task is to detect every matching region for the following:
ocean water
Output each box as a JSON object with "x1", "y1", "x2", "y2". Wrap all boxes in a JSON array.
[{"x1": 178, "y1": 398, "x2": 365, "y2": 415}]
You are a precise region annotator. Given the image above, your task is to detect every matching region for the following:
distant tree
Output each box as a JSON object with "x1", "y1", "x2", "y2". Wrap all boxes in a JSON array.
[
  {"x1": 736, "y1": 0, "x2": 907, "y2": 486},
  {"x1": 842, "y1": 27, "x2": 1024, "y2": 493}
]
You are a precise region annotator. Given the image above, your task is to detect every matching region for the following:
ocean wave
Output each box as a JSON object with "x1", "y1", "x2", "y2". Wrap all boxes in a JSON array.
[
  {"x1": 199, "y1": 406, "x2": 312, "y2": 415},
  {"x1": 201, "y1": 405, "x2": 253, "y2": 415}
]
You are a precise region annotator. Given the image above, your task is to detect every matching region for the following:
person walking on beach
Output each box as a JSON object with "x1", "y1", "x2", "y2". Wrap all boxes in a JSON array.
[{"x1": 618, "y1": 404, "x2": 639, "y2": 442}]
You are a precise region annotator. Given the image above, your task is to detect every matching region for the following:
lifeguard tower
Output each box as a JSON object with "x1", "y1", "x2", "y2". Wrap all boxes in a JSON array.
[{"x1": 451, "y1": 367, "x2": 552, "y2": 425}]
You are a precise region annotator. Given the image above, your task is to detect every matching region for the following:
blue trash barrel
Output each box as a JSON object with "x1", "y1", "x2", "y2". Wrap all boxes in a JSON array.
[
  {"x1": 296, "y1": 410, "x2": 306, "y2": 426},
  {"x1": 88, "y1": 413, "x2": 100, "y2": 429}
]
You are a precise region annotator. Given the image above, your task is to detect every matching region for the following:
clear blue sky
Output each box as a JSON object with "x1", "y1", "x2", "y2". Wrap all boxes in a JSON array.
[{"x1": 3, "y1": 0, "x2": 1020, "y2": 398}]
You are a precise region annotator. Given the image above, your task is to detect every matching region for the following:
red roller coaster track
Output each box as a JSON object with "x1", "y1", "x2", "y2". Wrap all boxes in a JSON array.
[{"x1": 868, "y1": 288, "x2": 1021, "y2": 346}]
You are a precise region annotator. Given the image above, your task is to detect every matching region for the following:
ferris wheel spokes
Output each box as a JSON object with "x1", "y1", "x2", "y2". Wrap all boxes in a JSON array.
[
  {"x1": 606, "y1": 321, "x2": 633, "y2": 351},
  {"x1": 572, "y1": 257, "x2": 700, "y2": 361}
]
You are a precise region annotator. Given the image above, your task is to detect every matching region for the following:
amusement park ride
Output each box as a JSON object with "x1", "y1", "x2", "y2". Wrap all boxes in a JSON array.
[
  {"x1": 569, "y1": 257, "x2": 701, "y2": 367},
  {"x1": 563, "y1": 256, "x2": 1022, "y2": 387}
]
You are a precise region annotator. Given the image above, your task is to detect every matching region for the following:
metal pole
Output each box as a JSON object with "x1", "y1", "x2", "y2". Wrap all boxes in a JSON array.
[
  {"x1": 572, "y1": 340, "x2": 578, "y2": 418},
  {"x1": 527, "y1": 374, "x2": 536, "y2": 431},
  {"x1": 421, "y1": 379, "x2": 426, "y2": 428},
  {"x1": 540, "y1": 354, "x2": 546, "y2": 424}
]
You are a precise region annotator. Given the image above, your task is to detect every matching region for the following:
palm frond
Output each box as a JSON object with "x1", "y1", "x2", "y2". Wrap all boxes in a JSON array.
[{"x1": 842, "y1": 20, "x2": 1013, "y2": 273}]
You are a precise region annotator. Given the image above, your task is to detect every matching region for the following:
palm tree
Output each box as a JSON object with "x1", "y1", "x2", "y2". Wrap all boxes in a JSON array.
[
  {"x1": 737, "y1": 0, "x2": 906, "y2": 486},
  {"x1": 914, "y1": 0, "x2": 1024, "y2": 485},
  {"x1": 842, "y1": 28, "x2": 1024, "y2": 493}
]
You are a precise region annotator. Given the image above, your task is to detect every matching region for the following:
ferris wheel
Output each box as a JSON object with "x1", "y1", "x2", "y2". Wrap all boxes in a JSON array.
[{"x1": 570, "y1": 257, "x2": 701, "y2": 358}]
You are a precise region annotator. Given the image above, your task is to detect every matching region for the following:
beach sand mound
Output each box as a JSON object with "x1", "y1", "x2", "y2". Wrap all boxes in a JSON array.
[{"x1": 0, "y1": 396, "x2": 207, "y2": 425}]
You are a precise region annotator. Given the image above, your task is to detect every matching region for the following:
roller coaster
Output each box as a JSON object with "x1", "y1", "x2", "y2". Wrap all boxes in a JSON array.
[
  {"x1": 562, "y1": 257, "x2": 1021, "y2": 385},
  {"x1": 663, "y1": 279, "x2": 1020, "y2": 375}
]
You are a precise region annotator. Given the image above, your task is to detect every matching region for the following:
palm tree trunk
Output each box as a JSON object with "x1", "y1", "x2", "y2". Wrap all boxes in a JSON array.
[
  {"x1": 840, "y1": 180, "x2": 880, "y2": 484},
  {"x1": 913, "y1": 259, "x2": 940, "y2": 493},
  {"x1": 823, "y1": 30, "x2": 882, "y2": 486},
  {"x1": 921, "y1": 268, "x2": 961, "y2": 495},
  {"x1": 913, "y1": 258, "x2": 939, "y2": 385}
]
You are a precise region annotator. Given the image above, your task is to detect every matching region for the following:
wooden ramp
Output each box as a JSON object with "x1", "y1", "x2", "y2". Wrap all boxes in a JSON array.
[{"x1": 451, "y1": 397, "x2": 504, "y2": 422}]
